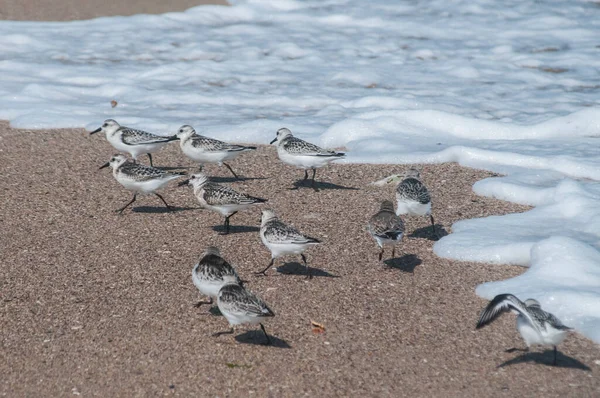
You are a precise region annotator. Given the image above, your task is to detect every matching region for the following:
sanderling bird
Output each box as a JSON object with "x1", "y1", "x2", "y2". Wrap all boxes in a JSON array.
[
  {"x1": 174, "y1": 125, "x2": 256, "y2": 179},
  {"x1": 192, "y1": 246, "x2": 242, "y2": 309},
  {"x1": 368, "y1": 200, "x2": 405, "y2": 261},
  {"x1": 476, "y1": 294, "x2": 573, "y2": 366},
  {"x1": 90, "y1": 119, "x2": 178, "y2": 166},
  {"x1": 388, "y1": 168, "x2": 437, "y2": 238},
  {"x1": 256, "y1": 209, "x2": 321, "y2": 278},
  {"x1": 213, "y1": 282, "x2": 275, "y2": 345},
  {"x1": 270, "y1": 128, "x2": 345, "y2": 189},
  {"x1": 178, "y1": 173, "x2": 266, "y2": 234},
  {"x1": 99, "y1": 154, "x2": 185, "y2": 213}
]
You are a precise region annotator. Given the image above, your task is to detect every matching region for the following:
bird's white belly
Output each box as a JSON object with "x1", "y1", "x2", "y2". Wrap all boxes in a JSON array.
[
  {"x1": 193, "y1": 277, "x2": 223, "y2": 299},
  {"x1": 182, "y1": 145, "x2": 231, "y2": 164},
  {"x1": 200, "y1": 201, "x2": 251, "y2": 217},
  {"x1": 517, "y1": 317, "x2": 543, "y2": 347},
  {"x1": 266, "y1": 242, "x2": 311, "y2": 258},
  {"x1": 117, "y1": 176, "x2": 172, "y2": 194},
  {"x1": 277, "y1": 150, "x2": 336, "y2": 169},
  {"x1": 222, "y1": 311, "x2": 262, "y2": 326},
  {"x1": 375, "y1": 234, "x2": 403, "y2": 248},
  {"x1": 396, "y1": 200, "x2": 431, "y2": 216}
]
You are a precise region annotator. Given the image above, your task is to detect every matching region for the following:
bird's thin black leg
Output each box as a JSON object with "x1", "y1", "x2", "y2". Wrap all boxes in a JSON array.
[
  {"x1": 311, "y1": 168, "x2": 318, "y2": 190},
  {"x1": 212, "y1": 327, "x2": 234, "y2": 337},
  {"x1": 392, "y1": 246, "x2": 396, "y2": 259},
  {"x1": 147, "y1": 153, "x2": 153, "y2": 167},
  {"x1": 194, "y1": 297, "x2": 213, "y2": 308},
  {"x1": 255, "y1": 258, "x2": 275, "y2": 276},
  {"x1": 221, "y1": 211, "x2": 238, "y2": 235},
  {"x1": 260, "y1": 323, "x2": 272, "y2": 345},
  {"x1": 553, "y1": 346, "x2": 557, "y2": 366},
  {"x1": 303, "y1": 170, "x2": 309, "y2": 181},
  {"x1": 378, "y1": 248, "x2": 384, "y2": 261},
  {"x1": 116, "y1": 193, "x2": 137, "y2": 214},
  {"x1": 301, "y1": 253, "x2": 312, "y2": 279},
  {"x1": 430, "y1": 214, "x2": 437, "y2": 239},
  {"x1": 154, "y1": 193, "x2": 172, "y2": 209},
  {"x1": 223, "y1": 162, "x2": 239, "y2": 179}
]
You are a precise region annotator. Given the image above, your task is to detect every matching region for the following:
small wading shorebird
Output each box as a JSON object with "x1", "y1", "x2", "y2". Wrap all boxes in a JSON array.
[
  {"x1": 90, "y1": 119, "x2": 177, "y2": 166},
  {"x1": 179, "y1": 173, "x2": 267, "y2": 234},
  {"x1": 387, "y1": 168, "x2": 437, "y2": 238},
  {"x1": 100, "y1": 154, "x2": 185, "y2": 213},
  {"x1": 213, "y1": 282, "x2": 275, "y2": 345},
  {"x1": 368, "y1": 200, "x2": 405, "y2": 261},
  {"x1": 192, "y1": 246, "x2": 242, "y2": 309},
  {"x1": 256, "y1": 209, "x2": 321, "y2": 278},
  {"x1": 476, "y1": 294, "x2": 573, "y2": 366},
  {"x1": 174, "y1": 125, "x2": 256, "y2": 179},
  {"x1": 270, "y1": 128, "x2": 345, "y2": 190}
]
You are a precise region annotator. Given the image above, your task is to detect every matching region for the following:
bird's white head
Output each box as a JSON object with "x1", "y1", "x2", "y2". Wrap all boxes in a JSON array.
[
  {"x1": 379, "y1": 200, "x2": 395, "y2": 212},
  {"x1": 175, "y1": 125, "x2": 196, "y2": 140},
  {"x1": 99, "y1": 153, "x2": 128, "y2": 171},
  {"x1": 202, "y1": 245, "x2": 221, "y2": 258},
  {"x1": 186, "y1": 173, "x2": 210, "y2": 189},
  {"x1": 524, "y1": 298, "x2": 541, "y2": 308},
  {"x1": 261, "y1": 209, "x2": 278, "y2": 225},
  {"x1": 91, "y1": 119, "x2": 121, "y2": 136},
  {"x1": 270, "y1": 128, "x2": 293, "y2": 145},
  {"x1": 405, "y1": 168, "x2": 421, "y2": 179}
]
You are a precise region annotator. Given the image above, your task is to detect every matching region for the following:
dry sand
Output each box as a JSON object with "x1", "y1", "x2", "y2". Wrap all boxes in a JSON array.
[
  {"x1": 1, "y1": 1, "x2": 599, "y2": 396},
  {"x1": 0, "y1": 0, "x2": 228, "y2": 21},
  {"x1": 1, "y1": 122, "x2": 598, "y2": 397}
]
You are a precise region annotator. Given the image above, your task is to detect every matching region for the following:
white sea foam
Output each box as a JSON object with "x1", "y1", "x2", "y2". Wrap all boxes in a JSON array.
[{"x1": 1, "y1": 0, "x2": 599, "y2": 342}]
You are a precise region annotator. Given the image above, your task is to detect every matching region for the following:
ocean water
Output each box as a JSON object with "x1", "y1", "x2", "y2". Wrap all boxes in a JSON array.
[{"x1": 1, "y1": 0, "x2": 599, "y2": 342}]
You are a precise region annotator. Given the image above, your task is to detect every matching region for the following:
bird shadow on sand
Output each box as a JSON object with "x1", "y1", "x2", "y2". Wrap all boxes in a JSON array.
[
  {"x1": 275, "y1": 262, "x2": 339, "y2": 278},
  {"x1": 131, "y1": 206, "x2": 198, "y2": 214},
  {"x1": 409, "y1": 224, "x2": 448, "y2": 241},
  {"x1": 211, "y1": 225, "x2": 260, "y2": 234},
  {"x1": 235, "y1": 330, "x2": 291, "y2": 349},
  {"x1": 208, "y1": 306, "x2": 223, "y2": 316},
  {"x1": 383, "y1": 254, "x2": 422, "y2": 273},
  {"x1": 290, "y1": 179, "x2": 359, "y2": 191},
  {"x1": 209, "y1": 176, "x2": 268, "y2": 184},
  {"x1": 498, "y1": 350, "x2": 590, "y2": 370}
]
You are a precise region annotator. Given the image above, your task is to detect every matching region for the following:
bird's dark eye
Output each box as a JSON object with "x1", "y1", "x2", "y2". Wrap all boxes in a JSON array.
[
  {"x1": 103, "y1": 123, "x2": 108, "y2": 127},
  {"x1": 179, "y1": 129, "x2": 183, "y2": 133}
]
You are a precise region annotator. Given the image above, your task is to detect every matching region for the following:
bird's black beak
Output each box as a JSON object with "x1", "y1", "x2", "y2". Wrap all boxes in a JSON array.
[
  {"x1": 177, "y1": 179, "x2": 190, "y2": 187},
  {"x1": 269, "y1": 137, "x2": 277, "y2": 144},
  {"x1": 90, "y1": 127, "x2": 102, "y2": 135},
  {"x1": 99, "y1": 162, "x2": 109, "y2": 170}
]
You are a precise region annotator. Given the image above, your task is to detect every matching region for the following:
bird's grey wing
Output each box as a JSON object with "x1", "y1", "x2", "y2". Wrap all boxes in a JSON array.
[
  {"x1": 203, "y1": 183, "x2": 265, "y2": 206},
  {"x1": 264, "y1": 220, "x2": 319, "y2": 244},
  {"x1": 530, "y1": 307, "x2": 573, "y2": 331},
  {"x1": 120, "y1": 163, "x2": 175, "y2": 182},
  {"x1": 476, "y1": 294, "x2": 538, "y2": 331},
  {"x1": 397, "y1": 178, "x2": 431, "y2": 204},
  {"x1": 191, "y1": 135, "x2": 229, "y2": 151},
  {"x1": 199, "y1": 254, "x2": 241, "y2": 282},
  {"x1": 219, "y1": 285, "x2": 274, "y2": 318},
  {"x1": 282, "y1": 137, "x2": 339, "y2": 156},
  {"x1": 369, "y1": 211, "x2": 405, "y2": 240},
  {"x1": 120, "y1": 128, "x2": 173, "y2": 145}
]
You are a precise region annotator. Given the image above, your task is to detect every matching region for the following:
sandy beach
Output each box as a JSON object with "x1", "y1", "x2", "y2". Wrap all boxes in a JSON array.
[
  {"x1": 1, "y1": 1, "x2": 599, "y2": 397},
  {"x1": 1, "y1": 122, "x2": 598, "y2": 396}
]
